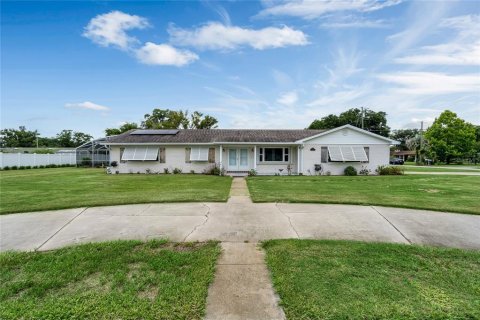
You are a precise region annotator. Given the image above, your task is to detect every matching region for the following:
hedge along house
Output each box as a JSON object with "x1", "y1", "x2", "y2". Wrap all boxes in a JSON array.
[{"x1": 103, "y1": 125, "x2": 398, "y2": 175}]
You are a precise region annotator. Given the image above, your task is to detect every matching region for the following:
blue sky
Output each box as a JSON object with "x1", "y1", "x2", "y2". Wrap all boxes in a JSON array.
[{"x1": 2, "y1": 0, "x2": 479, "y2": 138}]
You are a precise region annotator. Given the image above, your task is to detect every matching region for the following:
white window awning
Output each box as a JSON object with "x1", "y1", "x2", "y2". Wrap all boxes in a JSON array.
[
  {"x1": 190, "y1": 147, "x2": 209, "y2": 161},
  {"x1": 121, "y1": 147, "x2": 159, "y2": 161},
  {"x1": 327, "y1": 146, "x2": 368, "y2": 162}
]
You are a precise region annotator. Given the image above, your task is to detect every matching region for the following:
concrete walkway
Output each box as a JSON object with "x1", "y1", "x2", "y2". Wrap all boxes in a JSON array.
[
  {"x1": 205, "y1": 242, "x2": 285, "y2": 320},
  {"x1": 1, "y1": 179, "x2": 480, "y2": 251},
  {"x1": 205, "y1": 178, "x2": 285, "y2": 320}
]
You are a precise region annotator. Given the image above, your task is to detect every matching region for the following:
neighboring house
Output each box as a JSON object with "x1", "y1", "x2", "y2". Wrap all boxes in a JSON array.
[
  {"x1": 103, "y1": 125, "x2": 398, "y2": 175},
  {"x1": 393, "y1": 150, "x2": 416, "y2": 162}
]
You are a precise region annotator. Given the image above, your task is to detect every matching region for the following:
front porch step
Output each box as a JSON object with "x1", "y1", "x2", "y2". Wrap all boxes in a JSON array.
[{"x1": 226, "y1": 171, "x2": 249, "y2": 177}]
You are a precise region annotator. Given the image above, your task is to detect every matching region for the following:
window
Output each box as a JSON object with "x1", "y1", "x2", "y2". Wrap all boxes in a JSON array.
[
  {"x1": 363, "y1": 147, "x2": 369, "y2": 163},
  {"x1": 121, "y1": 147, "x2": 159, "y2": 161},
  {"x1": 326, "y1": 146, "x2": 368, "y2": 162},
  {"x1": 120, "y1": 147, "x2": 126, "y2": 163},
  {"x1": 190, "y1": 147, "x2": 209, "y2": 161},
  {"x1": 208, "y1": 148, "x2": 215, "y2": 163},
  {"x1": 321, "y1": 147, "x2": 328, "y2": 163},
  {"x1": 259, "y1": 148, "x2": 290, "y2": 162},
  {"x1": 159, "y1": 148, "x2": 166, "y2": 163}
]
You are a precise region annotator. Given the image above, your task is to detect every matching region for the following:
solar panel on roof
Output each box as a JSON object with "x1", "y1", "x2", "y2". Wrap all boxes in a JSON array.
[{"x1": 130, "y1": 129, "x2": 179, "y2": 135}]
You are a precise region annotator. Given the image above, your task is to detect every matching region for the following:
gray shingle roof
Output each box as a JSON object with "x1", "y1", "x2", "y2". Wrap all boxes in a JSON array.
[{"x1": 105, "y1": 129, "x2": 326, "y2": 144}]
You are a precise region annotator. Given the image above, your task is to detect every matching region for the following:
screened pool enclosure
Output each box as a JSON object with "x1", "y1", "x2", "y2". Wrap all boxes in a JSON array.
[{"x1": 75, "y1": 138, "x2": 110, "y2": 167}]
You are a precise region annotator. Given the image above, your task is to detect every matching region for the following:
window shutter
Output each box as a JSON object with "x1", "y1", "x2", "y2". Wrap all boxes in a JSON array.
[
  {"x1": 185, "y1": 148, "x2": 191, "y2": 163},
  {"x1": 159, "y1": 148, "x2": 166, "y2": 163},
  {"x1": 208, "y1": 147, "x2": 215, "y2": 163}
]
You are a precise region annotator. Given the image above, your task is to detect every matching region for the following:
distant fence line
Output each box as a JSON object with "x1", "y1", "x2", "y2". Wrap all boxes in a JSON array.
[{"x1": 0, "y1": 153, "x2": 76, "y2": 168}]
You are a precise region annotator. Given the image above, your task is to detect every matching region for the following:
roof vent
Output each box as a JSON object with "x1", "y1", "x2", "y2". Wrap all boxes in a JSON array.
[{"x1": 130, "y1": 129, "x2": 179, "y2": 135}]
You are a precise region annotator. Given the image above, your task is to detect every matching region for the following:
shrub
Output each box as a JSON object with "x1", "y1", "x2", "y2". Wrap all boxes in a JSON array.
[
  {"x1": 359, "y1": 167, "x2": 370, "y2": 176},
  {"x1": 344, "y1": 166, "x2": 357, "y2": 176},
  {"x1": 34, "y1": 149, "x2": 55, "y2": 154},
  {"x1": 248, "y1": 169, "x2": 257, "y2": 176},
  {"x1": 51, "y1": 164, "x2": 57, "y2": 168},
  {"x1": 145, "y1": 168, "x2": 152, "y2": 174},
  {"x1": 38, "y1": 165, "x2": 45, "y2": 169},
  {"x1": 163, "y1": 168, "x2": 170, "y2": 174},
  {"x1": 190, "y1": 170, "x2": 195, "y2": 174},
  {"x1": 203, "y1": 163, "x2": 225, "y2": 176},
  {"x1": 3, "y1": 166, "x2": 10, "y2": 170},
  {"x1": 173, "y1": 168, "x2": 182, "y2": 174},
  {"x1": 81, "y1": 157, "x2": 91, "y2": 167},
  {"x1": 32, "y1": 166, "x2": 38, "y2": 169},
  {"x1": 11, "y1": 166, "x2": 18, "y2": 170},
  {"x1": 376, "y1": 165, "x2": 404, "y2": 175},
  {"x1": 25, "y1": 166, "x2": 31, "y2": 169},
  {"x1": 110, "y1": 161, "x2": 118, "y2": 167},
  {"x1": 18, "y1": 166, "x2": 26, "y2": 170}
]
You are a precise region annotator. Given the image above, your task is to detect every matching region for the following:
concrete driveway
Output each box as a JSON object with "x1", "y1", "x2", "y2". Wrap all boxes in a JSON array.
[{"x1": 2, "y1": 198, "x2": 480, "y2": 251}]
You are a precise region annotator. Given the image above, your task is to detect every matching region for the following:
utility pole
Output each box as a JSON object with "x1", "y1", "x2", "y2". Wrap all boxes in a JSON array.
[
  {"x1": 361, "y1": 107, "x2": 365, "y2": 129},
  {"x1": 419, "y1": 121, "x2": 424, "y2": 164}
]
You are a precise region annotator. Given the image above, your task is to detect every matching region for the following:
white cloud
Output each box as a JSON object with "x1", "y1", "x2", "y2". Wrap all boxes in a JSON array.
[
  {"x1": 318, "y1": 47, "x2": 363, "y2": 91},
  {"x1": 377, "y1": 72, "x2": 480, "y2": 95},
  {"x1": 83, "y1": 11, "x2": 149, "y2": 50},
  {"x1": 383, "y1": 1, "x2": 452, "y2": 62},
  {"x1": 258, "y1": 0, "x2": 401, "y2": 20},
  {"x1": 65, "y1": 101, "x2": 110, "y2": 111},
  {"x1": 395, "y1": 14, "x2": 480, "y2": 66},
  {"x1": 168, "y1": 22, "x2": 309, "y2": 50},
  {"x1": 272, "y1": 69, "x2": 293, "y2": 87},
  {"x1": 277, "y1": 91, "x2": 298, "y2": 106},
  {"x1": 307, "y1": 86, "x2": 369, "y2": 107},
  {"x1": 320, "y1": 17, "x2": 388, "y2": 28},
  {"x1": 135, "y1": 42, "x2": 199, "y2": 66}
]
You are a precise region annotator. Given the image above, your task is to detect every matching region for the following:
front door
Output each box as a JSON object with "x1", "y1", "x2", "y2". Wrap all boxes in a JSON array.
[{"x1": 228, "y1": 148, "x2": 249, "y2": 171}]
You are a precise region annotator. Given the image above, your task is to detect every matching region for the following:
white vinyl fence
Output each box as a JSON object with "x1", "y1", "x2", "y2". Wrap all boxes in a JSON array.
[{"x1": 0, "y1": 153, "x2": 76, "y2": 168}]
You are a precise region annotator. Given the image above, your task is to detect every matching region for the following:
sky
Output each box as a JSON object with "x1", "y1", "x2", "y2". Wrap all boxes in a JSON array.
[{"x1": 1, "y1": 0, "x2": 479, "y2": 138}]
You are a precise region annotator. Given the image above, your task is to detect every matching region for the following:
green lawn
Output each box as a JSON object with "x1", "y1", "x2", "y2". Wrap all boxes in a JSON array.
[
  {"x1": 402, "y1": 165, "x2": 480, "y2": 172},
  {"x1": 0, "y1": 168, "x2": 232, "y2": 214},
  {"x1": 0, "y1": 240, "x2": 220, "y2": 320},
  {"x1": 263, "y1": 240, "x2": 480, "y2": 320},
  {"x1": 247, "y1": 175, "x2": 480, "y2": 215}
]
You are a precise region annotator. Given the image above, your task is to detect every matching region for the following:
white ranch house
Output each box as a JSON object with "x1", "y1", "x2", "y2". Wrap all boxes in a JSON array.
[{"x1": 104, "y1": 125, "x2": 398, "y2": 175}]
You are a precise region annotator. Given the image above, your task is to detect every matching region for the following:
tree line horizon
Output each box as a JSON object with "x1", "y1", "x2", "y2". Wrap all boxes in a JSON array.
[{"x1": 1, "y1": 108, "x2": 479, "y2": 164}]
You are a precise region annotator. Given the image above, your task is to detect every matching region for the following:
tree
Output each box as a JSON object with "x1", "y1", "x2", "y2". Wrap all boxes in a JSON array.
[
  {"x1": 308, "y1": 108, "x2": 390, "y2": 137},
  {"x1": 425, "y1": 110, "x2": 476, "y2": 164},
  {"x1": 474, "y1": 125, "x2": 480, "y2": 164},
  {"x1": 390, "y1": 129, "x2": 419, "y2": 151},
  {"x1": 105, "y1": 122, "x2": 139, "y2": 136},
  {"x1": 189, "y1": 111, "x2": 219, "y2": 129},
  {"x1": 55, "y1": 130, "x2": 93, "y2": 147},
  {"x1": 0, "y1": 126, "x2": 39, "y2": 147},
  {"x1": 142, "y1": 109, "x2": 218, "y2": 129}
]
